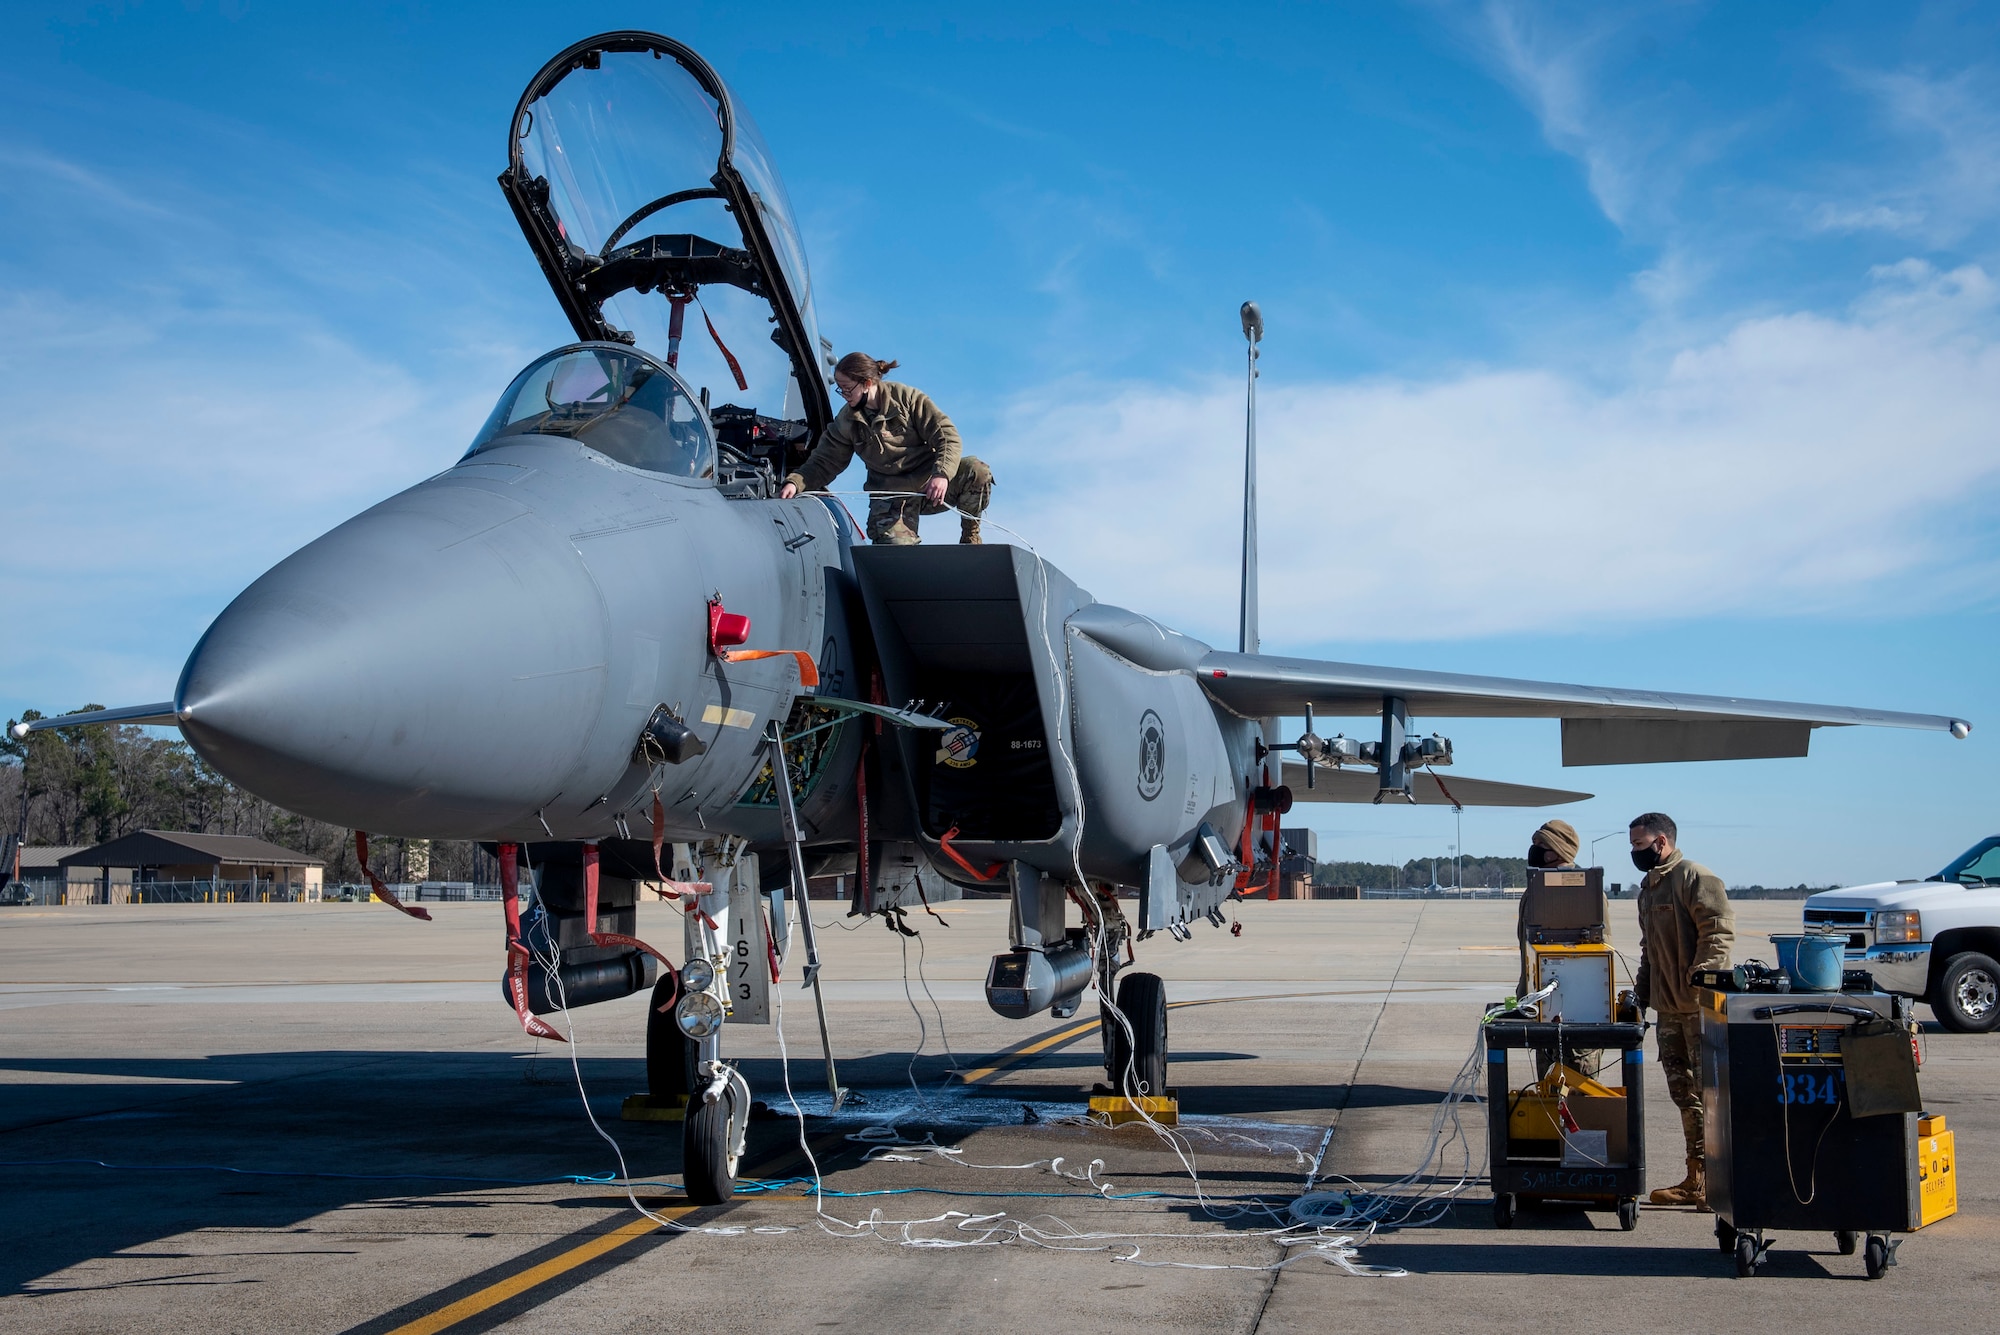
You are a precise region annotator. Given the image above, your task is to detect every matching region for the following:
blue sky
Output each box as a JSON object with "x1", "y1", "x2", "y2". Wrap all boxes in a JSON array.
[{"x1": 3, "y1": 2, "x2": 1998, "y2": 885}]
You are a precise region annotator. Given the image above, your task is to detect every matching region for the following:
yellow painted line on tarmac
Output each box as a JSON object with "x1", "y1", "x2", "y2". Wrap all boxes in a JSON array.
[
  {"x1": 954, "y1": 986, "x2": 1467, "y2": 1085},
  {"x1": 375, "y1": 1127, "x2": 851, "y2": 1335},
  {"x1": 381, "y1": 1209, "x2": 692, "y2": 1335},
  {"x1": 955, "y1": 1016, "x2": 1103, "y2": 1085}
]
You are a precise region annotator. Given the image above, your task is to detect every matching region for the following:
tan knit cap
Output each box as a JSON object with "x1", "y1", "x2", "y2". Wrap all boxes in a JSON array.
[{"x1": 1531, "y1": 819, "x2": 1581, "y2": 865}]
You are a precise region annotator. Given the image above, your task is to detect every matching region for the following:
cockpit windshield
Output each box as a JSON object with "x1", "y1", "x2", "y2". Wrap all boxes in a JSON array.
[
  {"x1": 464, "y1": 344, "x2": 716, "y2": 480},
  {"x1": 501, "y1": 34, "x2": 830, "y2": 449}
]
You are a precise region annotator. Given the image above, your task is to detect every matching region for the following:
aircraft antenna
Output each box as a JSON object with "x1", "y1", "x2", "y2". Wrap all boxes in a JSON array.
[{"x1": 1238, "y1": 301, "x2": 1263, "y2": 654}]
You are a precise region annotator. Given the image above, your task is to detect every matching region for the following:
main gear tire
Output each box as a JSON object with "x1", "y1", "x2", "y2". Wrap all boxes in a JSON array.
[
  {"x1": 1104, "y1": 972, "x2": 1168, "y2": 1099},
  {"x1": 646, "y1": 975, "x2": 697, "y2": 1101}
]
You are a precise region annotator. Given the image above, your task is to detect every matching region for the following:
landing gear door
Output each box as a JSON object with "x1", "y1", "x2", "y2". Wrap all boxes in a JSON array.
[{"x1": 726, "y1": 865, "x2": 771, "y2": 1025}]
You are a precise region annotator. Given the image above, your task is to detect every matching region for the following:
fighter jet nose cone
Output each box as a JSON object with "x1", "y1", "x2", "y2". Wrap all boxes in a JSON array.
[{"x1": 177, "y1": 480, "x2": 609, "y2": 833}]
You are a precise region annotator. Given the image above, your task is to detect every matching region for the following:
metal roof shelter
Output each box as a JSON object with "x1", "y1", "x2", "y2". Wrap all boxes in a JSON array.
[
  {"x1": 60, "y1": 830, "x2": 324, "y2": 874},
  {"x1": 19, "y1": 846, "x2": 87, "y2": 873}
]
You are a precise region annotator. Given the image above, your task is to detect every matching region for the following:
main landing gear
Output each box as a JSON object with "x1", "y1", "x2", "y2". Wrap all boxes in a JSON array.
[{"x1": 1104, "y1": 971, "x2": 1169, "y2": 1098}]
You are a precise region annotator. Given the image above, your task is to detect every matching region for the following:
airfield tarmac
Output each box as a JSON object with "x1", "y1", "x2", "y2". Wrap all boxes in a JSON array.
[{"x1": 2, "y1": 897, "x2": 1993, "y2": 1334}]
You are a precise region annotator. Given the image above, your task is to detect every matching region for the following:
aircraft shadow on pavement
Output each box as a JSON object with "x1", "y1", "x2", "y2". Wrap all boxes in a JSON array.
[
  {"x1": 0, "y1": 1048, "x2": 701, "y2": 1296},
  {"x1": 2, "y1": 1048, "x2": 1468, "y2": 1298}
]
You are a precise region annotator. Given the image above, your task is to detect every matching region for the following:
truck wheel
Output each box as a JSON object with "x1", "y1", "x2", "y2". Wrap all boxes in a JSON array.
[{"x1": 1933, "y1": 952, "x2": 2000, "y2": 1034}]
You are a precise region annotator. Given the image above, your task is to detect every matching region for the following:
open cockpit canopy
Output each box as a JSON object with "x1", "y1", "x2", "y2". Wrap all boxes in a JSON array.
[{"x1": 500, "y1": 32, "x2": 831, "y2": 449}]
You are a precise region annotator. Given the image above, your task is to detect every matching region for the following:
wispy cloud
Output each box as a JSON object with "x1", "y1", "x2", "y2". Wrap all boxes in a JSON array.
[
  {"x1": 1841, "y1": 64, "x2": 2000, "y2": 245},
  {"x1": 989, "y1": 258, "x2": 2000, "y2": 649},
  {"x1": 0, "y1": 129, "x2": 537, "y2": 712},
  {"x1": 1456, "y1": 0, "x2": 1727, "y2": 237}
]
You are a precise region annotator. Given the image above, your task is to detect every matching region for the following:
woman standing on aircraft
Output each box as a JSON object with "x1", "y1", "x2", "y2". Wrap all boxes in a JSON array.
[{"x1": 777, "y1": 353, "x2": 994, "y2": 545}]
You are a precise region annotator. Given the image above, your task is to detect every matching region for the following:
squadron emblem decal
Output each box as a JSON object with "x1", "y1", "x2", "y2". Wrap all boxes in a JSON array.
[
  {"x1": 937, "y1": 717, "x2": 982, "y2": 769},
  {"x1": 1137, "y1": 709, "x2": 1166, "y2": 800}
]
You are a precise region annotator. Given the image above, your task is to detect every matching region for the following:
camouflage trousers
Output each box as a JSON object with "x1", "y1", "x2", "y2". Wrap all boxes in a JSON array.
[
  {"x1": 1656, "y1": 1009, "x2": 1706, "y2": 1164},
  {"x1": 866, "y1": 456, "x2": 994, "y2": 545}
]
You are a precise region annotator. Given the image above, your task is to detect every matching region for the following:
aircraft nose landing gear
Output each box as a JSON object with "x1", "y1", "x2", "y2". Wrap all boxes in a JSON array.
[{"x1": 684, "y1": 1055, "x2": 751, "y2": 1204}]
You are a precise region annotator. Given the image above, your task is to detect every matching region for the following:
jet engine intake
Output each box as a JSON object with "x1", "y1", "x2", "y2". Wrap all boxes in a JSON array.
[{"x1": 985, "y1": 930, "x2": 1093, "y2": 1020}]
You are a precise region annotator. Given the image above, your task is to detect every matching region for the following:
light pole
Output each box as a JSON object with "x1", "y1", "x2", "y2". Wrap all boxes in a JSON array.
[
  {"x1": 1238, "y1": 301, "x2": 1262, "y2": 655},
  {"x1": 1589, "y1": 831, "x2": 1622, "y2": 868}
]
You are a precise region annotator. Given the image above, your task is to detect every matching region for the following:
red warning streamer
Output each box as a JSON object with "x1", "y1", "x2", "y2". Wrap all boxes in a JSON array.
[
  {"x1": 699, "y1": 300, "x2": 749, "y2": 391},
  {"x1": 719, "y1": 648, "x2": 820, "y2": 688},
  {"x1": 937, "y1": 825, "x2": 1004, "y2": 882},
  {"x1": 582, "y1": 843, "x2": 678, "y2": 976},
  {"x1": 645, "y1": 792, "x2": 716, "y2": 930},
  {"x1": 354, "y1": 831, "x2": 432, "y2": 921},
  {"x1": 499, "y1": 843, "x2": 564, "y2": 1042}
]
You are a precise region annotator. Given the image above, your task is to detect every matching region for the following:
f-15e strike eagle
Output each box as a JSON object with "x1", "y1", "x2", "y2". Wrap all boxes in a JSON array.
[{"x1": 13, "y1": 32, "x2": 1969, "y2": 1201}]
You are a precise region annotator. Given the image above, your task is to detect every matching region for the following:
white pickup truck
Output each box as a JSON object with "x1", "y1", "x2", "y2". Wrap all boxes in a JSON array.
[{"x1": 1802, "y1": 835, "x2": 2000, "y2": 1033}]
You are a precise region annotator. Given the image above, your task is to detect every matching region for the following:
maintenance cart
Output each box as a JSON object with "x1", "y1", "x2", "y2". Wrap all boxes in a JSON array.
[
  {"x1": 1703, "y1": 987, "x2": 1955, "y2": 1278},
  {"x1": 1485, "y1": 1019, "x2": 1648, "y2": 1229}
]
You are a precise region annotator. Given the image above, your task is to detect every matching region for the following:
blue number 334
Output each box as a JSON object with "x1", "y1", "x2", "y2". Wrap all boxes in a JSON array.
[{"x1": 1778, "y1": 1070, "x2": 1843, "y2": 1105}]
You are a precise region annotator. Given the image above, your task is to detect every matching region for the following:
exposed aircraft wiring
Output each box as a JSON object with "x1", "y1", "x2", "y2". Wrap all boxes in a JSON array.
[
  {"x1": 799, "y1": 496, "x2": 1430, "y2": 1264},
  {"x1": 766, "y1": 961, "x2": 1398, "y2": 1275},
  {"x1": 748, "y1": 506, "x2": 1410, "y2": 1271}
]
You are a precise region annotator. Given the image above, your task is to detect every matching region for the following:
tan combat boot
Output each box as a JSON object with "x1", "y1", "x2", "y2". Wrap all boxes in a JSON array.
[
  {"x1": 1648, "y1": 1157, "x2": 1705, "y2": 1208},
  {"x1": 959, "y1": 516, "x2": 983, "y2": 545}
]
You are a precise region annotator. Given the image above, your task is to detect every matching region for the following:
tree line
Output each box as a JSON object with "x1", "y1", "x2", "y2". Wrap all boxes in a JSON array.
[
  {"x1": 2, "y1": 708, "x2": 479, "y2": 883},
  {"x1": 1314, "y1": 855, "x2": 1550, "y2": 890}
]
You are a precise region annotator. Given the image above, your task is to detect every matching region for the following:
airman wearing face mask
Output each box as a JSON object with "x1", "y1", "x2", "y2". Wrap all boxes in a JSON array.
[
  {"x1": 1516, "y1": 819, "x2": 1582, "y2": 995},
  {"x1": 1629, "y1": 811, "x2": 1734, "y2": 1210}
]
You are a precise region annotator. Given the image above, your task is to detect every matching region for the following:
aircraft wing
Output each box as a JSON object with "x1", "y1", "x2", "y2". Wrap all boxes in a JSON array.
[
  {"x1": 1201, "y1": 652, "x2": 1971, "y2": 766},
  {"x1": 9, "y1": 702, "x2": 179, "y2": 739},
  {"x1": 1281, "y1": 763, "x2": 1587, "y2": 807}
]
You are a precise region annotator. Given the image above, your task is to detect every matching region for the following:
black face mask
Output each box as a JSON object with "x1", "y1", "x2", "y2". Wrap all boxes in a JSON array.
[{"x1": 1631, "y1": 847, "x2": 1662, "y2": 873}]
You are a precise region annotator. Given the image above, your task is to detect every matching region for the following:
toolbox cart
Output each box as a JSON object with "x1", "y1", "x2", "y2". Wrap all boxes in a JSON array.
[
  {"x1": 1703, "y1": 987, "x2": 1955, "y2": 1278},
  {"x1": 1485, "y1": 1019, "x2": 1648, "y2": 1229},
  {"x1": 1486, "y1": 866, "x2": 1648, "y2": 1230}
]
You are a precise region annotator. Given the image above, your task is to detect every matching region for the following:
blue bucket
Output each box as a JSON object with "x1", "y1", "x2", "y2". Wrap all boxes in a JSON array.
[{"x1": 1771, "y1": 933, "x2": 1846, "y2": 992}]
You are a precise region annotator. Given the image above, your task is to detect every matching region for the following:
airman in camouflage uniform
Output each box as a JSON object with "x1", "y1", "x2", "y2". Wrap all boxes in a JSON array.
[
  {"x1": 780, "y1": 353, "x2": 993, "y2": 545},
  {"x1": 1630, "y1": 811, "x2": 1734, "y2": 1209}
]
